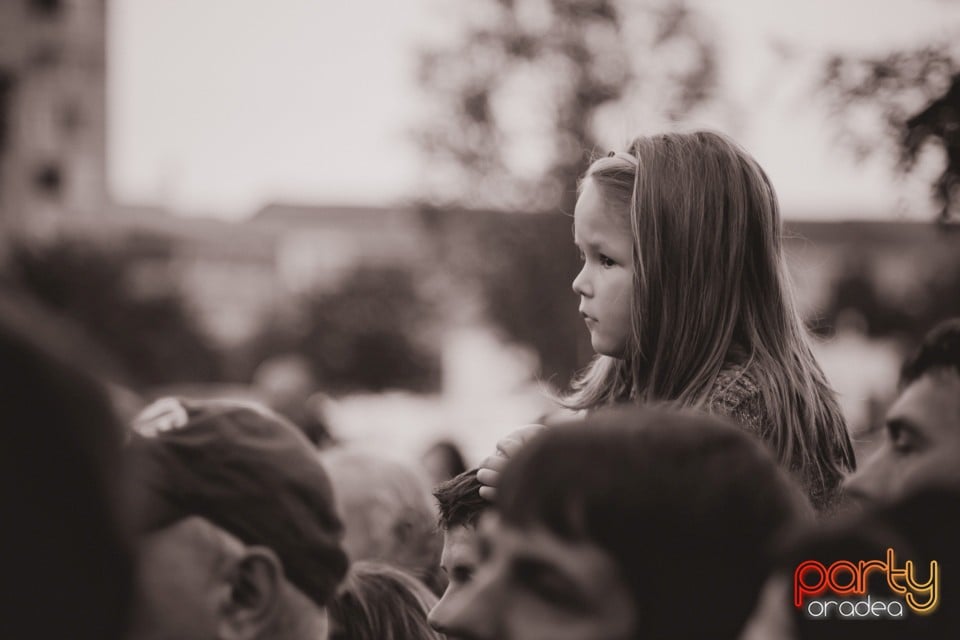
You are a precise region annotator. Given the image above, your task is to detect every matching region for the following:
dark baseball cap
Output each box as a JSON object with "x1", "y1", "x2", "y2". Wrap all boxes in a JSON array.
[{"x1": 126, "y1": 397, "x2": 348, "y2": 607}]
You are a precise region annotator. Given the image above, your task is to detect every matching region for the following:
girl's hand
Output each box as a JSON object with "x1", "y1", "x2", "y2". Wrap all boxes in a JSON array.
[{"x1": 477, "y1": 423, "x2": 548, "y2": 500}]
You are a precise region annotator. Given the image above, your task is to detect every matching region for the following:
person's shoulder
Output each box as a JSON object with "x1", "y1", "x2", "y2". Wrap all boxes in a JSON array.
[
  {"x1": 707, "y1": 362, "x2": 761, "y2": 413},
  {"x1": 706, "y1": 363, "x2": 770, "y2": 438}
]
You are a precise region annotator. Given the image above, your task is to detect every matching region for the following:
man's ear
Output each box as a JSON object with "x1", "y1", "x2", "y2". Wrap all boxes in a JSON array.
[{"x1": 217, "y1": 546, "x2": 284, "y2": 640}]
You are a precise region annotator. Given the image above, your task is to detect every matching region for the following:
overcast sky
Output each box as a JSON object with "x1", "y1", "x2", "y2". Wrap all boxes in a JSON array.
[{"x1": 108, "y1": 0, "x2": 960, "y2": 220}]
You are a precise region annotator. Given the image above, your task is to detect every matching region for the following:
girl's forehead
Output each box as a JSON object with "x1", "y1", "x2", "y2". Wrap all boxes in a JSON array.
[{"x1": 574, "y1": 181, "x2": 629, "y2": 237}]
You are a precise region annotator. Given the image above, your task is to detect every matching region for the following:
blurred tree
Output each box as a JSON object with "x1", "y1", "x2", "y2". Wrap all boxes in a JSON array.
[
  {"x1": 418, "y1": 0, "x2": 716, "y2": 213},
  {"x1": 419, "y1": 206, "x2": 582, "y2": 389},
  {"x1": 416, "y1": 0, "x2": 717, "y2": 386},
  {"x1": 3, "y1": 237, "x2": 221, "y2": 388},
  {"x1": 248, "y1": 265, "x2": 441, "y2": 394},
  {"x1": 822, "y1": 44, "x2": 960, "y2": 223}
]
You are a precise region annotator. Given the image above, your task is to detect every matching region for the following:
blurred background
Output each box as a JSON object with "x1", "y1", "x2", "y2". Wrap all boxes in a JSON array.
[{"x1": 1, "y1": 0, "x2": 959, "y2": 474}]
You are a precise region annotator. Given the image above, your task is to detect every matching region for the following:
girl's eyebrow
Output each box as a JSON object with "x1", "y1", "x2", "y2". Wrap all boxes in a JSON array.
[
  {"x1": 583, "y1": 241, "x2": 614, "y2": 255},
  {"x1": 573, "y1": 236, "x2": 604, "y2": 250}
]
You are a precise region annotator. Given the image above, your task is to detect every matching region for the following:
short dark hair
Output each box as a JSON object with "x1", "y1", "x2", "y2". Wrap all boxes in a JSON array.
[
  {"x1": 497, "y1": 407, "x2": 810, "y2": 640},
  {"x1": 901, "y1": 318, "x2": 960, "y2": 386},
  {"x1": 433, "y1": 467, "x2": 487, "y2": 530}
]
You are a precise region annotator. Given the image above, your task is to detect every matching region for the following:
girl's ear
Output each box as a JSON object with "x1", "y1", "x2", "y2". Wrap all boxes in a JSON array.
[{"x1": 218, "y1": 547, "x2": 283, "y2": 640}]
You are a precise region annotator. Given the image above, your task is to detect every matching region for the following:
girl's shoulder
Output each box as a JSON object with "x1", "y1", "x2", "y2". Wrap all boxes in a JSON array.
[
  {"x1": 705, "y1": 362, "x2": 771, "y2": 439},
  {"x1": 706, "y1": 361, "x2": 844, "y2": 513}
]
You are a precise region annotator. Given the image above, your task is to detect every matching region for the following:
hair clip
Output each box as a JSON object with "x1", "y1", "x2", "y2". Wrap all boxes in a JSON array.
[{"x1": 607, "y1": 150, "x2": 616, "y2": 157}]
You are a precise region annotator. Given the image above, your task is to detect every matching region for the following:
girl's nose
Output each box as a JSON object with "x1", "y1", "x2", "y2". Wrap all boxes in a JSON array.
[{"x1": 572, "y1": 264, "x2": 592, "y2": 297}]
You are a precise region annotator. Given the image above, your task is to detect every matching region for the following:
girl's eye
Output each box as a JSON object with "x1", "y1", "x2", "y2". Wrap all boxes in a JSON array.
[
  {"x1": 599, "y1": 254, "x2": 615, "y2": 268},
  {"x1": 451, "y1": 566, "x2": 474, "y2": 585}
]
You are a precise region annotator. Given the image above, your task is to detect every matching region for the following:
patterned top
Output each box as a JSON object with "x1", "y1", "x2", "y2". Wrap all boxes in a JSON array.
[{"x1": 705, "y1": 363, "x2": 842, "y2": 513}]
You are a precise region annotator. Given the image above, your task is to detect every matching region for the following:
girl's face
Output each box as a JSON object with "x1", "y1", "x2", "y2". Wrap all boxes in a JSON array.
[{"x1": 572, "y1": 179, "x2": 634, "y2": 358}]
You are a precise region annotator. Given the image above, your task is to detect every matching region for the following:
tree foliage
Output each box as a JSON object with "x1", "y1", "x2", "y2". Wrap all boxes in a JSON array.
[
  {"x1": 823, "y1": 44, "x2": 960, "y2": 223},
  {"x1": 416, "y1": 0, "x2": 717, "y2": 385},
  {"x1": 419, "y1": 206, "x2": 584, "y2": 388},
  {"x1": 417, "y1": 0, "x2": 716, "y2": 213},
  {"x1": 247, "y1": 266, "x2": 441, "y2": 394},
  {"x1": 3, "y1": 237, "x2": 221, "y2": 388}
]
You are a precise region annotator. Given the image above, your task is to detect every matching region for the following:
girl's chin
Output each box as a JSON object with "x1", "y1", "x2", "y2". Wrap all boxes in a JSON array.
[
  {"x1": 591, "y1": 339, "x2": 620, "y2": 358},
  {"x1": 591, "y1": 335, "x2": 628, "y2": 359}
]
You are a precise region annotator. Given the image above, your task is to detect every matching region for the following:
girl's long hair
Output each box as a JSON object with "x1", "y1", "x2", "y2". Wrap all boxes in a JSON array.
[{"x1": 563, "y1": 131, "x2": 855, "y2": 481}]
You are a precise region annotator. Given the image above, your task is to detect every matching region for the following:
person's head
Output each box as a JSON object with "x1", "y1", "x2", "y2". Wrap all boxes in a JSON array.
[
  {"x1": 568, "y1": 131, "x2": 854, "y2": 484},
  {"x1": 429, "y1": 468, "x2": 489, "y2": 636},
  {"x1": 126, "y1": 398, "x2": 348, "y2": 640},
  {"x1": 252, "y1": 353, "x2": 333, "y2": 447},
  {"x1": 0, "y1": 292, "x2": 132, "y2": 640},
  {"x1": 329, "y1": 561, "x2": 444, "y2": 640},
  {"x1": 440, "y1": 408, "x2": 812, "y2": 640},
  {"x1": 572, "y1": 131, "x2": 789, "y2": 380},
  {"x1": 133, "y1": 516, "x2": 328, "y2": 640},
  {"x1": 845, "y1": 318, "x2": 960, "y2": 504},
  {"x1": 422, "y1": 439, "x2": 468, "y2": 485},
  {"x1": 321, "y1": 448, "x2": 444, "y2": 593}
]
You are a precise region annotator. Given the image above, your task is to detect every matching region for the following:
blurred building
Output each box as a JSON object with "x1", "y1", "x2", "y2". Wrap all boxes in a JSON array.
[
  {"x1": 47, "y1": 197, "x2": 960, "y2": 351},
  {"x1": 0, "y1": 0, "x2": 107, "y2": 229},
  {"x1": 169, "y1": 203, "x2": 426, "y2": 346},
  {"x1": 48, "y1": 202, "x2": 428, "y2": 348},
  {"x1": 253, "y1": 203, "x2": 424, "y2": 293},
  {"x1": 27, "y1": 194, "x2": 960, "y2": 445}
]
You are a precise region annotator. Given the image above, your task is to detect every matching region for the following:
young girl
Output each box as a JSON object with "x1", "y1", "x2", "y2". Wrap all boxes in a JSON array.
[{"x1": 480, "y1": 130, "x2": 855, "y2": 512}]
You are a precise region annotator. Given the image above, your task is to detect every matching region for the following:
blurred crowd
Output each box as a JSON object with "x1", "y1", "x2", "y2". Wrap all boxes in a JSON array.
[
  {"x1": 4, "y1": 1, "x2": 960, "y2": 636},
  {"x1": 2, "y1": 286, "x2": 959, "y2": 639}
]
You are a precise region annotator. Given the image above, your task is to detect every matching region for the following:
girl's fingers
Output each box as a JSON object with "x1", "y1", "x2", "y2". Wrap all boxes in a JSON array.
[
  {"x1": 476, "y1": 424, "x2": 549, "y2": 503},
  {"x1": 495, "y1": 438, "x2": 525, "y2": 458},
  {"x1": 476, "y1": 467, "x2": 500, "y2": 487},
  {"x1": 479, "y1": 454, "x2": 508, "y2": 473},
  {"x1": 496, "y1": 424, "x2": 547, "y2": 457}
]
